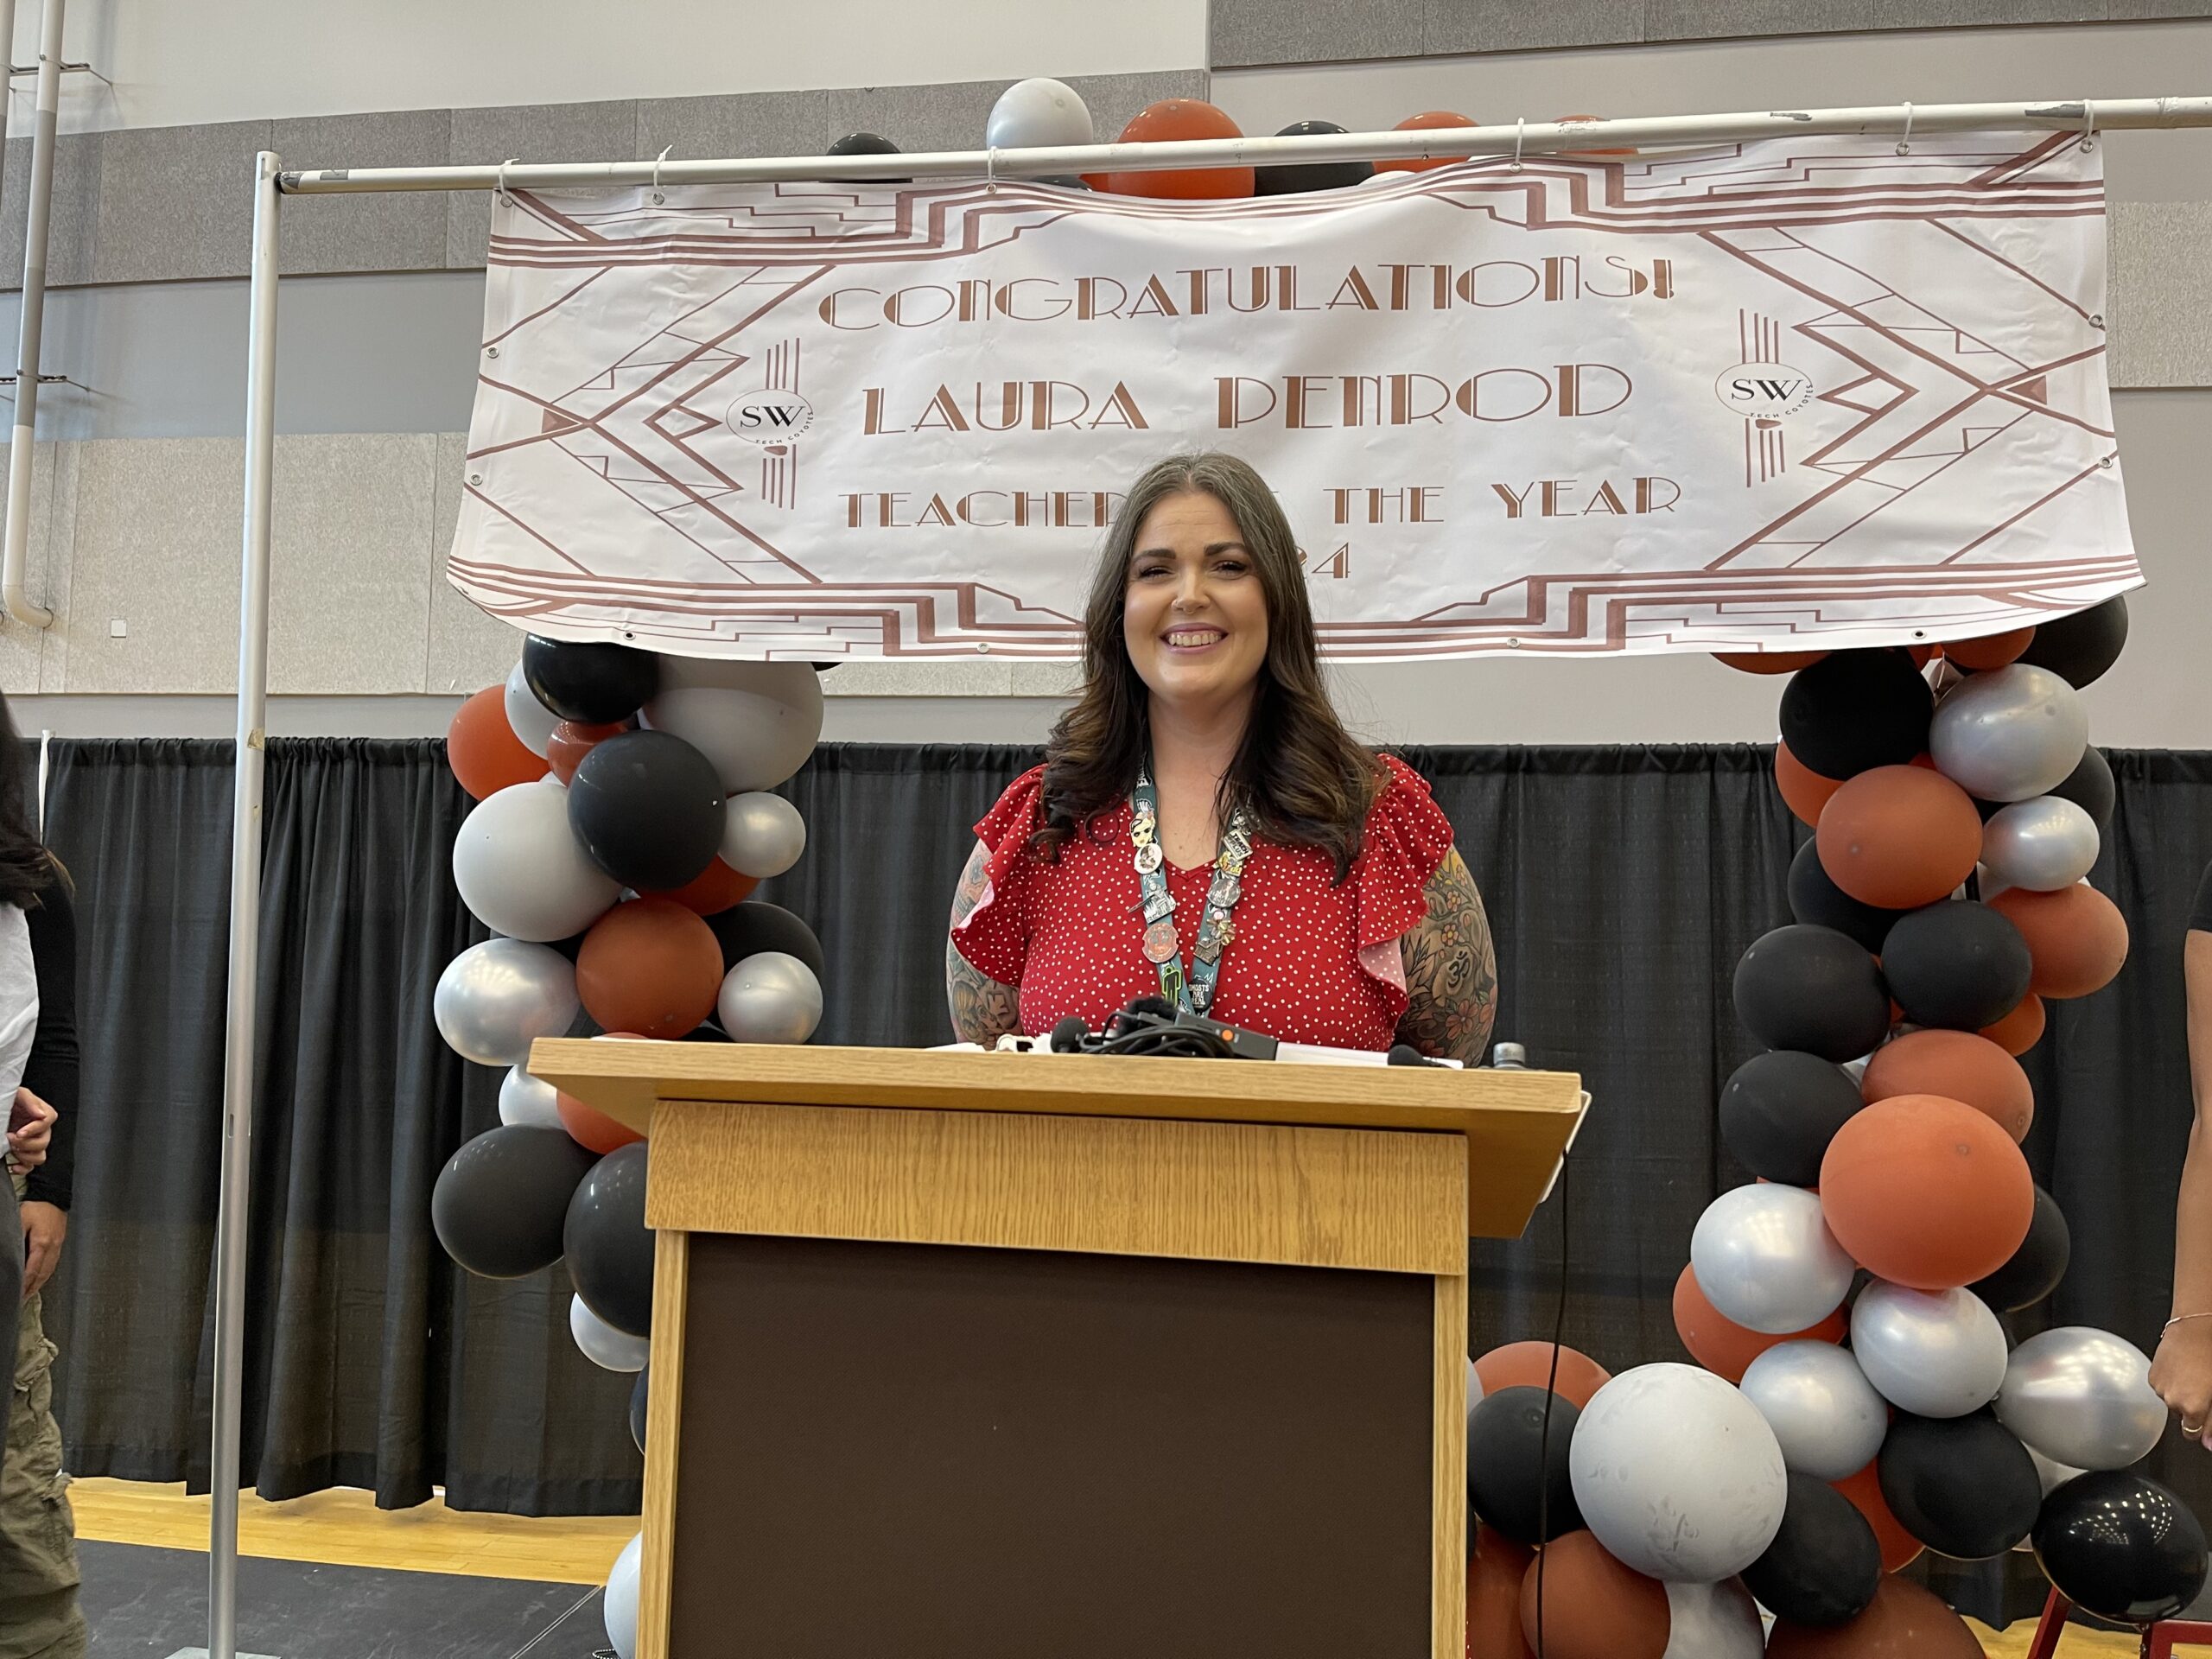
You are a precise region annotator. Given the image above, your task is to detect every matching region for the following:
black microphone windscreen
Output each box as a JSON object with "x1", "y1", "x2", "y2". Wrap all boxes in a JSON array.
[
  {"x1": 1049, "y1": 1015, "x2": 1090, "y2": 1053},
  {"x1": 1387, "y1": 1043, "x2": 1431, "y2": 1067},
  {"x1": 1123, "y1": 995, "x2": 1177, "y2": 1022}
]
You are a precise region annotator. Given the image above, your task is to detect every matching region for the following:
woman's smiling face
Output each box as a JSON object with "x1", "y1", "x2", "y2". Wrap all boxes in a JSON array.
[{"x1": 1121, "y1": 490, "x2": 1270, "y2": 713}]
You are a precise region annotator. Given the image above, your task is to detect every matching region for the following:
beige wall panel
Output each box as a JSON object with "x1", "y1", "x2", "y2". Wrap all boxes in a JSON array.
[
  {"x1": 426, "y1": 431, "x2": 525, "y2": 695},
  {"x1": 61, "y1": 437, "x2": 245, "y2": 694},
  {"x1": 0, "y1": 443, "x2": 73, "y2": 696},
  {"x1": 269, "y1": 433, "x2": 437, "y2": 696},
  {"x1": 2110, "y1": 202, "x2": 2212, "y2": 389}
]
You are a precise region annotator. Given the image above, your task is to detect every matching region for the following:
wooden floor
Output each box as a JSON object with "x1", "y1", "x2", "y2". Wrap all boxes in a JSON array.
[{"x1": 62, "y1": 1478, "x2": 2187, "y2": 1652}]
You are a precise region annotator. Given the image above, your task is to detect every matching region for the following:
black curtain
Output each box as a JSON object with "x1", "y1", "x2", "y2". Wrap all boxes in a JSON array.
[{"x1": 33, "y1": 740, "x2": 2212, "y2": 1618}]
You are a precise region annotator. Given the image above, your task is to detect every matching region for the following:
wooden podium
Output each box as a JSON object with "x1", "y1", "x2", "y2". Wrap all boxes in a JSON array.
[{"x1": 534, "y1": 1039, "x2": 1584, "y2": 1659}]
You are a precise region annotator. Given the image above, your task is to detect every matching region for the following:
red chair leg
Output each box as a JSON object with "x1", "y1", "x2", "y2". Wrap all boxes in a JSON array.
[
  {"x1": 2024, "y1": 1588, "x2": 2071, "y2": 1659},
  {"x1": 2151, "y1": 1618, "x2": 2212, "y2": 1656}
]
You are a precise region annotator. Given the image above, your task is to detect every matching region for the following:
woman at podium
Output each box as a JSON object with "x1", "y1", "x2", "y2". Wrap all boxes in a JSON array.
[{"x1": 946, "y1": 451, "x2": 1497, "y2": 1062}]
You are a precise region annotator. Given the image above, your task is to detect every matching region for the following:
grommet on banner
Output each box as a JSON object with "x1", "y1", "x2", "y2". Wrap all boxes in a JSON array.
[
  {"x1": 1896, "y1": 102, "x2": 1914, "y2": 156},
  {"x1": 2081, "y1": 99, "x2": 2097, "y2": 152},
  {"x1": 1511, "y1": 117, "x2": 1526, "y2": 172},
  {"x1": 985, "y1": 145, "x2": 999, "y2": 194},
  {"x1": 496, "y1": 156, "x2": 518, "y2": 206},
  {"x1": 652, "y1": 144, "x2": 671, "y2": 205}
]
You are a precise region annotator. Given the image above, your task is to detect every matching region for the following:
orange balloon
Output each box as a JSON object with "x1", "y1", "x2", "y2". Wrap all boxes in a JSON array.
[
  {"x1": 1673, "y1": 1264, "x2": 1846, "y2": 1383},
  {"x1": 1940, "y1": 626, "x2": 2035, "y2": 671},
  {"x1": 556, "y1": 1091, "x2": 643, "y2": 1154},
  {"x1": 1099, "y1": 100, "x2": 1253, "y2": 199},
  {"x1": 1766, "y1": 1568, "x2": 1980, "y2": 1656},
  {"x1": 1861, "y1": 1029, "x2": 2033, "y2": 1142},
  {"x1": 1776, "y1": 739, "x2": 1846, "y2": 829},
  {"x1": 1553, "y1": 114, "x2": 1636, "y2": 157},
  {"x1": 1908, "y1": 643, "x2": 1938, "y2": 668},
  {"x1": 1715, "y1": 650, "x2": 1827, "y2": 675},
  {"x1": 650, "y1": 857, "x2": 760, "y2": 917},
  {"x1": 547, "y1": 720, "x2": 627, "y2": 785},
  {"x1": 1816, "y1": 766, "x2": 1982, "y2": 908},
  {"x1": 1473, "y1": 1341, "x2": 1611, "y2": 1408},
  {"x1": 1376, "y1": 110, "x2": 1481, "y2": 174},
  {"x1": 1986, "y1": 884, "x2": 2129, "y2": 999},
  {"x1": 1469, "y1": 1526, "x2": 1535, "y2": 1659},
  {"x1": 447, "y1": 684, "x2": 548, "y2": 800},
  {"x1": 576, "y1": 898, "x2": 725, "y2": 1039},
  {"x1": 1519, "y1": 1530, "x2": 1669, "y2": 1659},
  {"x1": 1979, "y1": 991, "x2": 2046, "y2": 1057},
  {"x1": 1820, "y1": 1095, "x2": 2034, "y2": 1288},
  {"x1": 1830, "y1": 1460, "x2": 1923, "y2": 1573}
]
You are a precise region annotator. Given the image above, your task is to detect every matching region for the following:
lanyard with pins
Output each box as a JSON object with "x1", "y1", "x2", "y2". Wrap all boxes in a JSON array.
[{"x1": 1129, "y1": 764, "x2": 1252, "y2": 1015}]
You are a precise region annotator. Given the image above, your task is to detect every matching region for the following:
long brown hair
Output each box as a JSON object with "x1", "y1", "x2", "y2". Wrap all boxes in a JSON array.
[{"x1": 1034, "y1": 452, "x2": 1382, "y2": 876}]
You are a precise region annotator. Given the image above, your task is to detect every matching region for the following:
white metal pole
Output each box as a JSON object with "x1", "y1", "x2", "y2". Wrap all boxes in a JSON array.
[
  {"x1": 1, "y1": 0, "x2": 60, "y2": 630},
  {"x1": 209, "y1": 147, "x2": 281, "y2": 1659}
]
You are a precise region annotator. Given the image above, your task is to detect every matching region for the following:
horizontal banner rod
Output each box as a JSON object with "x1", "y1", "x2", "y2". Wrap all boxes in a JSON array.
[{"x1": 281, "y1": 94, "x2": 2212, "y2": 195}]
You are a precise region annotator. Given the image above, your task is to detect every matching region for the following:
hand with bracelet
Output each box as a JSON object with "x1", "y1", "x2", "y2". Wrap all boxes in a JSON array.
[{"x1": 2156, "y1": 900, "x2": 2212, "y2": 1446}]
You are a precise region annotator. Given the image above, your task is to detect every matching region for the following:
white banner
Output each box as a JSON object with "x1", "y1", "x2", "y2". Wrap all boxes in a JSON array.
[{"x1": 450, "y1": 131, "x2": 2139, "y2": 661}]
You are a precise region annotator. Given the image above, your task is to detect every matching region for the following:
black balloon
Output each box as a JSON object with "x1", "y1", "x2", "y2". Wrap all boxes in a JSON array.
[
  {"x1": 1779, "y1": 650, "x2": 1934, "y2": 779},
  {"x1": 827, "y1": 130, "x2": 909, "y2": 183},
  {"x1": 2049, "y1": 744, "x2": 2115, "y2": 832},
  {"x1": 2035, "y1": 1469, "x2": 2209, "y2": 1624},
  {"x1": 1881, "y1": 900, "x2": 2032, "y2": 1031},
  {"x1": 1719, "y1": 1049, "x2": 1867, "y2": 1186},
  {"x1": 2018, "y1": 595, "x2": 2128, "y2": 690},
  {"x1": 630, "y1": 1364, "x2": 650, "y2": 1456},
  {"x1": 1254, "y1": 120, "x2": 1374, "y2": 195},
  {"x1": 1970, "y1": 1185, "x2": 2070, "y2": 1311},
  {"x1": 1732, "y1": 925, "x2": 1892, "y2": 1063},
  {"x1": 1466, "y1": 1386, "x2": 1582, "y2": 1545},
  {"x1": 705, "y1": 899, "x2": 825, "y2": 979},
  {"x1": 432, "y1": 1126, "x2": 598, "y2": 1280},
  {"x1": 565, "y1": 1141, "x2": 654, "y2": 1337},
  {"x1": 1878, "y1": 1410, "x2": 2041, "y2": 1560},
  {"x1": 1789, "y1": 836, "x2": 1907, "y2": 954},
  {"x1": 520, "y1": 634, "x2": 658, "y2": 724},
  {"x1": 1742, "y1": 1473, "x2": 1882, "y2": 1627},
  {"x1": 567, "y1": 729, "x2": 725, "y2": 892}
]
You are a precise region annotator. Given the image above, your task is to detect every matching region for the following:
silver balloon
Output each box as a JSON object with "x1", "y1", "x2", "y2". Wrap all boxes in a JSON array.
[
  {"x1": 1739, "y1": 1339, "x2": 1890, "y2": 1480},
  {"x1": 1849, "y1": 1281, "x2": 2008, "y2": 1418},
  {"x1": 985, "y1": 77, "x2": 1095, "y2": 149},
  {"x1": 1981, "y1": 796, "x2": 2101, "y2": 892},
  {"x1": 721, "y1": 791, "x2": 807, "y2": 880},
  {"x1": 1662, "y1": 1579, "x2": 1764, "y2": 1659},
  {"x1": 434, "y1": 938, "x2": 578, "y2": 1066},
  {"x1": 570, "y1": 1293, "x2": 648, "y2": 1372},
  {"x1": 603, "y1": 1532, "x2": 642, "y2": 1659},
  {"x1": 1688, "y1": 1184, "x2": 1855, "y2": 1335},
  {"x1": 452, "y1": 777, "x2": 621, "y2": 941},
  {"x1": 1465, "y1": 1356, "x2": 1485, "y2": 1433},
  {"x1": 1996, "y1": 1326, "x2": 2165, "y2": 1471},
  {"x1": 2030, "y1": 1445, "x2": 2085, "y2": 1495},
  {"x1": 1569, "y1": 1363, "x2": 1788, "y2": 1582},
  {"x1": 644, "y1": 659, "x2": 823, "y2": 794},
  {"x1": 718, "y1": 950, "x2": 823, "y2": 1045},
  {"x1": 1930, "y1": 664, "x2": 2087, "y2": 803},
  {"x1": 498, "y1": 1063, "x2": 565, "y2": 1129},
  {"x1": 504, "y1": 658, "x2": 561, "y2": 759}
]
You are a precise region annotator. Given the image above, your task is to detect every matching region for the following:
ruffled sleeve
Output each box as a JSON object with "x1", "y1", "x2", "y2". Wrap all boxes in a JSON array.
[
  {"x1": 950, "y1": 764, "x2": 1046, "y2": 986},
  {"x1": 1350, "y1": 754, "x2": 1455, "y2": 1013}
]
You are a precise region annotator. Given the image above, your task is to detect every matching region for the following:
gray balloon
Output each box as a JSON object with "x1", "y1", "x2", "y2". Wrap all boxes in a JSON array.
[
  {"x1": 721, "y1": 791, "x2": 807, "y2": 880},
  {"x1": 985, "y1": 77, "x2": 1095, "y2": 149},
  {"x1": 435, "y1": 938, "x2": 579, "y2": 1066},
  {"x1": 499, "y1": 1063, "x2": 565, "y2": 1129},
  {"x1": 1996, "y1": 1326, "x2": 2165, "y2": 1471},
  {"x1": 1688, "y1": 1184, "x2": 1855, "y2": 1335},
  {"x1": 1849, "y1": 1281, "x2": 2007, "y2": 1418},
  {"x1": 1739, "y1": 1339, "x2": 1889, "y2": 1480},
  {"x1": 1981, "y1": 796, "x2": 2101, "y2": 892},
  {"x1": 2030, "y1": 1445, "x2": 2085, "y2": 1495},
  {"x1": 452, "y1": 778, "x2": 621, "y2": 942},
  {"x1": 1929, "y1": 664, "x2": 2087, "y2": 803},
  {"x1": 644, "y1": 659, "x2": 823, "y2": 794},
  {"x1": 718, "y1": 950, "x2": 823, "y2": 1045}
]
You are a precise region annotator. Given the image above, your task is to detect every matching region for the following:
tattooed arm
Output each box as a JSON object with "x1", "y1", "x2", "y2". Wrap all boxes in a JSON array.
[
  {"x1": 1396, "y1": 845, "x2": 1498, "y2": 1064},
  {"x1": 946, "y1": 839, "x2": 1024, "y2": 1046}
]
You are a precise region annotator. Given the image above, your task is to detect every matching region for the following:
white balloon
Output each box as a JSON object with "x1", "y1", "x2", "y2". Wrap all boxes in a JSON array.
[
  {"x1": 2030, "y1": 1445, "x2": 2085, "y2": 1496},
  {"x1": 504, "y1": 658, "x2": 562, "y2": 759},
  {"x1": 1849, "y1": 1282, "x2": 2008, "y2": 1417},
  {"x1": 1996, "y1": 1326, "x2": 2166, "y2": 1471},
  {"x1": 719, "y1": 950, "x2": 823, "y2": 1045},
  {"x1": 1981, "y1": 796, "x2": 2101, "y2": 892},
  {"x1": 499, "y1": 1064, "x2": 566, "y2": 1129},
  {"x1": 1662, "y1": 1578, "x2": 1764, "y2": 1659},
  {"x1": 434, "y1": 938, "x2": 579, "y2": 1066},
  {"x1": 604, "y1": 1532, "x2": 642, "y2": 1659},
  {"x1": 1688, "y1": 1184, "x2": 1855, "y2": 1334},
  {"x1": 1929, "y1": 663, "x2": 2087, "y2": 802},
  {"x1": 1465, "y1": 1356, "x2": 1485, "y2": 1432},
  {"x1": 721, "y1": 791, "x2": 807, "y2": 879},
  {"x1": 1570, "y1": 1363, "x2": 1788, "y2": 1582},
  {"x1": 986, "y1": 77, "x2": 1095, "y2": 149},
  {"x1": 452, "y1": 778, "x2": 621, "y2": 941},
  {"x1": 644, "y1": 659, "x2": 823, "y2": 793},
  {"x1": 571, "y1": 1294, "x2": 649, "y2": 1372},
  {"x1": 1739, "y1": 1340, "x2": 1889, "y2": 1480}
]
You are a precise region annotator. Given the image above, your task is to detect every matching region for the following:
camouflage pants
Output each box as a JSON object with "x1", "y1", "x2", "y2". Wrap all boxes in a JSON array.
[{"x1": 0, "y1": 1286, "x2": 84, "y2": 1659}]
